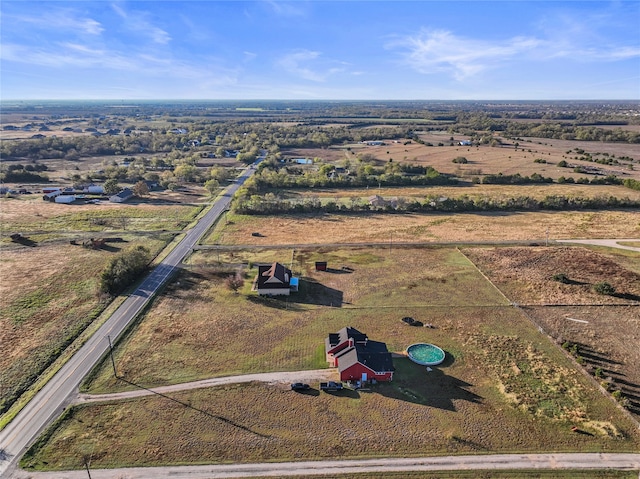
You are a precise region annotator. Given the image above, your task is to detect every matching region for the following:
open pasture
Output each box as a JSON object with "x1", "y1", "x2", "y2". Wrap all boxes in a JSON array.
[
  {"x1": 207, "y1": 210, "x2": 640, "y2": 246},
  {"x1": 463, "y1": 246, "x2": 640, "y2": 419},
  {"x1": 24, "y1": 247, "x2": 640, "y2": 469},
  {"x1": 1, "y1": 195, "x2": 202, "y2": 241},
  {"x1": 284, "y1": 134, "x2": 639, "y2": 182},
  {"x1": 0, "y1": 195, "x2": 202, "y2": 417}
]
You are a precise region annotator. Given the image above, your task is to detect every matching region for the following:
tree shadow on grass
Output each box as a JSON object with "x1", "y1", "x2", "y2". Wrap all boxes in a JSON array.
[{"x1": 612, "y1": 292, "x2": 640, "y2": 302}]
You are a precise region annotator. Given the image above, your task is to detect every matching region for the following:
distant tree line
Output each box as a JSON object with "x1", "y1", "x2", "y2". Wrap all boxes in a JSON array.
[
  {"x1": 0, "y1": 163, "x2": 50, "y2": 182},
  {"x1": 235, "y1": 193, "x2": 640, "y2": 216}
]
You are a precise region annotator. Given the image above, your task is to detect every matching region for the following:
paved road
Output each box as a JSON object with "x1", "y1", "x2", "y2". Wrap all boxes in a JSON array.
[
  {"x1": 0, "y1": 161, "x2": 261, "y2": 478},
  {"x1": 12, "y1": 453, "x2": 640, "y2": 478}
]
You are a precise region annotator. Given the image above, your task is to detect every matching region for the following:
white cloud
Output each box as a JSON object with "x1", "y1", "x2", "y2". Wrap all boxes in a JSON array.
[
  {"x1": 244, "y1": 51, "x2": 258, "y2": 62},
  {"x1": 391, "y1": 27, "x2": 640, "y2": 81},
  {"x1": 277, "y1": 50, "x2": 346, "y2": 82},
  {"x1": 111, "y1": 3, "x2": 171, "y2": 45},
  {"x1": 264, "y1": 1, "x2": 307, "y2": 17},
  {"x1": 0, "y1": 41, "x2": 237, "y2": 84},
  {"x1": 6, "y1": 10, "x2": 104, "y2": 35},
  {"x1": 390, "y1": 29, "x2": 542, "y2": 81}
]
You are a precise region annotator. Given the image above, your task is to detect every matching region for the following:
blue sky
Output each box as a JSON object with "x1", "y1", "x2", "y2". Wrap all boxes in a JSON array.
[{"x1": 1, "y1": 1, "x2": 639, "y2": 100}]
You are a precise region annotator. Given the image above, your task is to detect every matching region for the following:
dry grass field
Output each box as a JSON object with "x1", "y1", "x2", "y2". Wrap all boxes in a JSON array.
[
  {"x1": 207, "y1": 210, "x2": 640, "y2": 246},
  {"x1": 463, "y1": 246, "x2": 640, "y2": 419},
  {"x1": 22, "y1": 247, "x2": 640, "y2": 470},
  {"x1": 0, "y1": 195, "x2": 203, "y2": 416},
  {"x1": 284, "y1": 134, "x2": 639, "y2": 182}
]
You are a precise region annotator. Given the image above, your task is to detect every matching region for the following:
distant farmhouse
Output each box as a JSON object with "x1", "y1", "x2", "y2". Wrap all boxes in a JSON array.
[
  {"x1": 325, "y1": 327, "x2": 394, "y2": 383},
  {"x1": 109, "y1": 188, "x2": 134, "y2": 203}
]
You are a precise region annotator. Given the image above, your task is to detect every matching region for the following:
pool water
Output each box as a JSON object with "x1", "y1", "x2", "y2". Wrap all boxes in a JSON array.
[{"x1": 406, "y1": 343, "x2": 446, "y2": 366}]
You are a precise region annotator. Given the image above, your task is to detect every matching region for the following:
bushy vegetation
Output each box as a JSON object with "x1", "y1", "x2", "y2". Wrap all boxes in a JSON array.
[
  {"x1": 235, "y1": 191, "x2": 640, "y2": 215},
  {"x1": 0, "y1": 163, "x2": 50, "y2": 182},
  {"x1": 99, "y1": 246, "x2": 151, "y2": 295},
  {"x1": 481, "y1": 172, "x2": 553, "y2": 185},
  {"x1": 551, "y1": 273, "x2": 570, "y2": 284},
  {"x1": 593, "y1": 281, "x2": 616, "y2": 296}
]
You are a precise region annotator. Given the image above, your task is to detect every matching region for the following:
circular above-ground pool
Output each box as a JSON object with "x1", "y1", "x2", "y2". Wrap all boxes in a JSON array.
[{"x1": 406, "y1": 343, "x2": 446, "y2": 366}]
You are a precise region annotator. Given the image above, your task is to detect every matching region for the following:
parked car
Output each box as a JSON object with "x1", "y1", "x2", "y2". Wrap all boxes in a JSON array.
[
  {"x1": 291, "y1": 383, "x2": 310, "y2": 391},
  {"x1": 320, "y1": 381, "x2": 343, "y2": 391}
]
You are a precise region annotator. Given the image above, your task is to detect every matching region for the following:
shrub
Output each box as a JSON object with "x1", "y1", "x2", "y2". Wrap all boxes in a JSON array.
[
  {"x1": 552, "y1": 273, "x2": 570, "y2": 284},
  {"x1": 593, "y1": 281, "x2": 616, "y2": 296},
  {"x1": 225, "y1": 272, "x2": 244, "y2": 292},
  {"x1": 99, "y1": 246, "x2": 151, "y2": 295},
  {"x1": 452, "y1": 156, "x2": 468, "y2": 164}
]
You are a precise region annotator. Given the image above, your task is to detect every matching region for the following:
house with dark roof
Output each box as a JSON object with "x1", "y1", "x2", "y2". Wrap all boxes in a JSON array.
[
  {"x1": 255, "y1": 262, "x2": 293, "y2": 296},
  {"x1": 325, "y1": 327, "x2": 394, "y2": 383},
  {"x1": 109, "y1": 188, "x2": 134, "y2": 203}
]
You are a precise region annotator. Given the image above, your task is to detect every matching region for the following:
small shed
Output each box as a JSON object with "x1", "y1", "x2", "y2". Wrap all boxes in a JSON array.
[{"x1": 315, "y1": 261, "x2": 327, "y2": 271}]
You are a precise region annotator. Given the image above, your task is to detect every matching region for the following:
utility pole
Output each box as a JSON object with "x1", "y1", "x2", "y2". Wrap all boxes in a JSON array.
[
  {"x1": 107, "y1": 335, "x2": 118, "y2": 379},
  {"x1": 83, "y1": 456, "x2": 92, "y2": 479}
]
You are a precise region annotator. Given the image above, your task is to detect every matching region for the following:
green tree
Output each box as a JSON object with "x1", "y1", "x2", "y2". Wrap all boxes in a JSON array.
[
  {"x1": 204, "y1": 179, "x2": 219, "y2": 195},
  {"x1": 103, "y1": 178, "x2": 120, "y2": 195},
  {"x1": 132, "y1": 180, "x2": 149, "y2": 196}
]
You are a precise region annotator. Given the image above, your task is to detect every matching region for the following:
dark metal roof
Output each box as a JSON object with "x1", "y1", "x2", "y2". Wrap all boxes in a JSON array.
[
  {"x1": 337, "y1": 340, "x2": 394, "y2": 374},
  {"x1": 256, "y1": 262, "x2": 291, "y2": 289}
]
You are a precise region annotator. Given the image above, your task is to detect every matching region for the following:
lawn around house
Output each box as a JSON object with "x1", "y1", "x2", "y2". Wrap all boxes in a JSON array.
[{"x1": 21, "y1": 246, "x2": 640, "y2": 470}]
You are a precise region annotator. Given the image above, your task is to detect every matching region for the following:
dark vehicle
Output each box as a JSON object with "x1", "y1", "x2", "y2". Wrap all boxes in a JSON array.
[
  {"x1": 402, "y1": 316, "x2": 423, "y2": 327},
  {"x1": 291, "y1": 382, "x2": 310, "y2": 391},
  {"x1": 320, "y1": 381, "x2": 343, "y2": 391}
]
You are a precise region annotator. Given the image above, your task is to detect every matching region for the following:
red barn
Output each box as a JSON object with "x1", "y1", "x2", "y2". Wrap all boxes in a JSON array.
[{"x1": 325, "y1": 327, "x2": 394, "y2": 383}]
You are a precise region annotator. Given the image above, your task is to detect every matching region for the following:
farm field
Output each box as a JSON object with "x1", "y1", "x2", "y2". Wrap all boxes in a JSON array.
[
  {"x1": 0, "y1": 195, "x2": 204, "y2": 417},
  {"x1": 205, "y1": 210, "x2": 640, "y2": 246},
  {"x1": 284, "y1": 134, "x2": 639, "y2": 182},
  {"x1": 23, "y1": 247, "x2": 640, "y2": 470},
  {"x1": 463, "y1": 246, "x2": 640, "y2": 419}
]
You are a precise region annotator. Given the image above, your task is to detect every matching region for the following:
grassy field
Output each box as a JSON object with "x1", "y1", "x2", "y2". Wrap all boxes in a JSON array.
[
  {"x1": 277, "y1": 184, "x2": 640, "y2": 202},
  {"x1": 0, "y1": 195, "x2": 204, "y2": 417},
  {"x1": 285, "y1": 134, "x2": 639, "y2": 182},
  {"x1": 204, "y1": 210, "x2": 640, "y2": 246},
  {"x1": 20, "y1": 247, "x2": 639, "y2": 469}
]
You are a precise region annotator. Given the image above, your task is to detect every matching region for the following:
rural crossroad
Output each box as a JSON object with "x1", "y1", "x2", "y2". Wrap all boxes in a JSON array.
[{"x1": 0, "y1": 160, "x2": 261, "y2": 478}]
